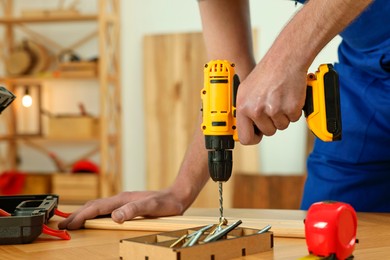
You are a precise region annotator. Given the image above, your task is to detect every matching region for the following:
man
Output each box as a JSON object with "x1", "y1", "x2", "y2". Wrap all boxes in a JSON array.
[{"x1": 60, "y1": 0, "x2": 388, "y2": 230}]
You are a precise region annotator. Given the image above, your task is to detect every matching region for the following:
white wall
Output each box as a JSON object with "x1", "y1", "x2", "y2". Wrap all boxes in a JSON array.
[{"x1": 121, "y1": 0, "x2": 341, "y2": 191}]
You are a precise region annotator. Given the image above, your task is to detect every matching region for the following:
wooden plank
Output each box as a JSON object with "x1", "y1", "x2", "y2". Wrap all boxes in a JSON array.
[{"x1": 85, "y1": 214, "x2": 304, "y2": 238}]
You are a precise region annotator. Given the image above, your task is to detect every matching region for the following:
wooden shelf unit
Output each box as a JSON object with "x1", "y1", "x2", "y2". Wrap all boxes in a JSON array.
[
  {"x1": 0, "y1": 14, "x2": 99, "y2": 24},
  {"x1": 0, "y1": 0, "x2": 122, "y2": 200}
]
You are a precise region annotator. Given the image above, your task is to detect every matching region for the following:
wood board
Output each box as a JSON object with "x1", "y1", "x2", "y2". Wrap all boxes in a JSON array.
[{"x1": 85, "y1": 214, "x2": 304, "y2": 238}]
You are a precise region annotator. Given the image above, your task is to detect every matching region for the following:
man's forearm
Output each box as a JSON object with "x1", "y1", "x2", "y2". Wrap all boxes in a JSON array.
[
  {"x1": 198, "y1": 0, "x2": 256, "y2": 78},
  {"x1": 168, "y1": 0, "x2": 256, "y2": 211},
  {"x1": 170, "y1": 0, "x2": 257, "y2": 209},
  {"x1": 169, "y1": 113, "x2": 210, "y2": 211},
  {"x1": 265, "y1": 0, "x2": 373, "y2": 71}
]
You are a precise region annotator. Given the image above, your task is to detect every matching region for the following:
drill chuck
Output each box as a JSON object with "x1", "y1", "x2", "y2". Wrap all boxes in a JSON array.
[
  {"x1": 208, "y1": 149, "x2": 232, "y2": 182},
  {"x1": 205, "y1": 135, "x2": 234, "y2": 182},
  {"x1": 204, "y1": 135, "x2": 235, "y2": 150}
]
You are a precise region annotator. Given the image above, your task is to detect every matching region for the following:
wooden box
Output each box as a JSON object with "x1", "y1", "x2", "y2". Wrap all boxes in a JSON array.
[
  {"x1": 47, "y1": 116, "x2": 99, "y2": 139},
  {"x1": 120, "y1": 225, "x2": 273, "y2": 260},
  {"x1": 52, "y1": 173, "x2": 98, "y2": 204},
  {"x1": 58, "y1": 62, "x2": 98, "y2": 78},
  {"x1": 22, "y1": 173, "x2": 52, "y2": 194}
]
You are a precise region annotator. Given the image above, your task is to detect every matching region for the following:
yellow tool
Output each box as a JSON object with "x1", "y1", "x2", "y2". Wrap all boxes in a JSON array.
[
  {"x1": 304, "y1": 63, "x2": 342, "y2": 141},
  {"x1": 201, "y1": 60, "x2": 238, "y2": 223},
  {"x1": 201, "y1": 60, "x2": 342, "y2": 222}
]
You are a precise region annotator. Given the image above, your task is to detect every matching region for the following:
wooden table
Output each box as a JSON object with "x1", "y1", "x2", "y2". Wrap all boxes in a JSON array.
[{"x1": 1, "y1": 207, "x2": 389, "y2": 259}]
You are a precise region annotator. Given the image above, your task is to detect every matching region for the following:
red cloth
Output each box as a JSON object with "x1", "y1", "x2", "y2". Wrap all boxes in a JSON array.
[
  {"x1": 0, "y1": 171, "x2": 26, "y2": 195},
  {"x1": 71, "y1": 160, "x2": 99, "y2": 174}
]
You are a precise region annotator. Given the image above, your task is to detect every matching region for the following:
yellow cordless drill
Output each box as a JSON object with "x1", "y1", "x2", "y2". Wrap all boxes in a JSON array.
[
  {"x1": 201, "y1": 60, "x2": 341, "y2": 223},
  {"x1": 200, "y1": 61, "x2": 239, "y2": 223}
]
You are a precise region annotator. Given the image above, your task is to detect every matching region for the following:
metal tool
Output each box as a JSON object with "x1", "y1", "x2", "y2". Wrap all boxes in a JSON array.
[
  {"x1": 204, "y1": 218, "x2": 228, "y2": 240},
  {"x1": 201, "y1": 61, "x2": 238, "y2": 223},
  {"x1": 0, "y1": 86, "x2": 16, "y2": 114},
  {"x1": 257, "y1": 224, "x2": 272, "y2": 234},
  {"x1": 170, "y1": 224, "x2": 214, "y2": 248},
  {"x1": 169, "y1": 234, "x2": 187, "y2": 248},
  {"x1": 181, "y1": 224, "x2": 214, "y2": 248},
  {"x1": 182, "y1": 231, "x2": 203, "y2": 248},
  {"x1": 203, "y1": 220, "x2": 242, "y2": 243},
  {"x1": 183, "y1": 232, "x2": 203, "y2": 247}
]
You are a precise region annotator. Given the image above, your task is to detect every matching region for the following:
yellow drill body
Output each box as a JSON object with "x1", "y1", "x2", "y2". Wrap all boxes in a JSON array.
[
  {"x1": 201, "y1": 60, "x2": 342, "y2": 222},
  {"x1": 201, "y1": 60, "x2": 238, "y2": 141},
  {"x1": 304, "y1": 64, "x2": 342, "y2": 141},
  {"x1": 201, "y1": 60, "x2": 342, "y2": 181},
  {"x1": 201, "y1": 60, "x2": 238, "y2": 183}
]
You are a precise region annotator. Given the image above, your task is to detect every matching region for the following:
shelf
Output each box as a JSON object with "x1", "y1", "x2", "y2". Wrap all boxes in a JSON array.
[
  {"x1": 0, "y1": 135, "x2": 99, "y2": 143},
  {"x1": 0, "y1": 0, "x2": 122, "y2": 198},
  {"x1": 0, "y1": 14, "x2": 98, "y2": 24},
  {"x1": 0, "y1": 76, "x2": 98, "y2": 85}
]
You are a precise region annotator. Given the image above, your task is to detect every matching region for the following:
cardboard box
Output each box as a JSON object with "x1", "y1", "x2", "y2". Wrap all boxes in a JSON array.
[
  {"x1": 47, "y1": 116, "x2": 99, "y2": 139},
  {"x1": 52, "y1": 173, "x2": 98, "y2": 204},
  {"x1": 120, "y1": 225, "x2": 273, "y2": 260}
]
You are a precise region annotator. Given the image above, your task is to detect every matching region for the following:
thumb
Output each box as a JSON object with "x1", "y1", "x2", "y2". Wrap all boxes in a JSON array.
[
  {"x1": 111, "y1": 201, "x2": 144, "y2": 223},
  {"x1": 112, "y1": 208, "x2": 126, "y2": 223}
]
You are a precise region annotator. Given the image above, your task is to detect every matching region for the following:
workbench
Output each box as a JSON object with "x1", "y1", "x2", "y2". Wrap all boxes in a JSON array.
[{"x1": 0, "y1": 207, "x2": 389, "y2": 259}]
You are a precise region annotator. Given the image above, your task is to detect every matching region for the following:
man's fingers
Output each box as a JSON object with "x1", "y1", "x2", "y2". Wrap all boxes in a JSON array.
[
  {"x1": 58, "y1": 191, "x2": 185, "y2": 230},
  {"x1": 112, "y1": 196, "x2": 162, "y2": 223},
  {"x1": 271, "y1": 113, "x2": 291, "y2": 130},
  {"x1": 58, "y1": 196, "x2": 125, "y2": 230},
  {"x1": 236, "y1": 115, "x2": 263, "y2": 145},
  {"x1": 60, "y1": 203, "x2": 111, "y2": 230},
  {"x1": 111, "y1": 193, "x2": 184, "y2": 224},
  {"x1": 111, "y1": 201, "x2": 147, "y2": 223}
]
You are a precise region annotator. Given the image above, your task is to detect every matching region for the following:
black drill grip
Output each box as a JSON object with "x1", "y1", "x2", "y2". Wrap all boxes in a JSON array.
[{"x1": 208, "y1": 150, "x2": 232, "y2": 182}]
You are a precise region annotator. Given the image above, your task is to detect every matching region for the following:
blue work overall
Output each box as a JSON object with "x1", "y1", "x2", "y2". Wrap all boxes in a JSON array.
[{"x1": 299, "y1": 0, "x2": 390, "y2": 212}]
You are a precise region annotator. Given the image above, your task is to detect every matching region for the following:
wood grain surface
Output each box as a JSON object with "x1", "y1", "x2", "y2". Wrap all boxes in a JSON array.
[
  {"x1": 85, "y1": 208, "x2": 305, "y2": 238},
  {"x1": 1, "y1": 206, "x2": 389, "y2": 260}
]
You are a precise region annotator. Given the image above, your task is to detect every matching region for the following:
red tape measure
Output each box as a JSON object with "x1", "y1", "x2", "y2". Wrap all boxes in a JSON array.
[{"x1": 304, "y1": 201, "x2": 358, "y2": 260}]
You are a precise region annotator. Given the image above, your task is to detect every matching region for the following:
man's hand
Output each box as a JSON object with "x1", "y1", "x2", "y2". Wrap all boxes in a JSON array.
[
  {"x1": 236, "y1": 59, "x2": 307, "y2": 145},
  {"x1": 232, "y1": 0, "x2": 373, "y2": 145},
  {"x1": 58, "y1": 190, "x2": 186, "y2": 230}
]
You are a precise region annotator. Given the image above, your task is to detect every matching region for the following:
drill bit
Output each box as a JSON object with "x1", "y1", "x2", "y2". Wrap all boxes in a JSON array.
[{"x1": 218, "y1": 181, "x2": 224, "y2": 224}]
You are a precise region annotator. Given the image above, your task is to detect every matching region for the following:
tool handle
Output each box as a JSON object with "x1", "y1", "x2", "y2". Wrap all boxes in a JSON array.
[
  {"x1": 42, "y1": 224, "x2": 71, "y2": 240},
  {"x1": 303, "y1": 64, "x2": 342, "y2": 142}
]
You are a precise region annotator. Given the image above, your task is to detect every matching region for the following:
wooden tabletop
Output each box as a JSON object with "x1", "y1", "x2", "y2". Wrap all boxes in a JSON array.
[{"x1": 1, "y1": 207, "x2": 389, "y2": 259}]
